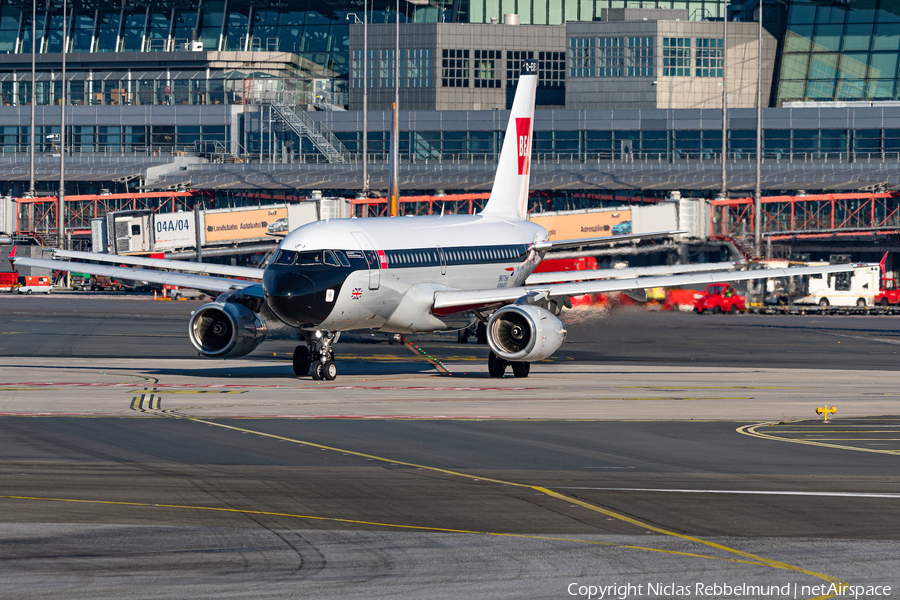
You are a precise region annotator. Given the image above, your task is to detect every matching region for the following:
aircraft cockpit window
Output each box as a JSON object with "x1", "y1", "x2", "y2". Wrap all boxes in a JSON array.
[
  {"x1": 323, "y1": 251, "x2": 340, "y2": 267},
  {"x1": 295, "y1": 251, "x2": 323, "y2": 265},
  {"x1": 274, "y1": 250, "x2": 297, "y2": 265},
  {"x1": 335, "y1": 251, "x2": 351, "y2": 267}
]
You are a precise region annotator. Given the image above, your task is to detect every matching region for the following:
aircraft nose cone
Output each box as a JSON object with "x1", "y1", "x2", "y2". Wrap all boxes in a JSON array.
[{"x1": 263, "y1": 267, "x2": 334, "y2": 328}]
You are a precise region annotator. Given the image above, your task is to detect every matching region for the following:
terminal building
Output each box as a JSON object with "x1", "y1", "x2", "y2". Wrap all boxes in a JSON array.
[{"x1": 1, "y1": 0, "x2": 900, "y2": 261}]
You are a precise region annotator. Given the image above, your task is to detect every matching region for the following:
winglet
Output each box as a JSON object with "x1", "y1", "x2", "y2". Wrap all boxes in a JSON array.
[
  {"x1": 8, "y1": 245, "x2": 16, "y2": 262},
  {"x1": 879, "y1": 251, "x2": 888, "y2": 276}
]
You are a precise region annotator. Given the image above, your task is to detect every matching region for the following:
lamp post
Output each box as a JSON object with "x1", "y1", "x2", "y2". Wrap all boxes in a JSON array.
[
  {"x1": 59, "y1": 0, "x2": 67, "y2": 250},
  {"x1": 721, "y1": 1, "x2": 727, "y2": 200},
  {"x1": 754, "y1": 0, "x2": 763, "y2": 257},
  {"x1": 347, "y1": 8, "x2": 368, "y2": 198},
  {"x1": 28, "y1": 0, "x2": 35, "y2": 197}
]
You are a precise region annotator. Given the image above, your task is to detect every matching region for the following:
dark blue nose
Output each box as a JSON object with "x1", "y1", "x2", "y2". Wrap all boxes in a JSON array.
[{"x1": 263, "y1": 266, "x2": 346, "y2": 327}]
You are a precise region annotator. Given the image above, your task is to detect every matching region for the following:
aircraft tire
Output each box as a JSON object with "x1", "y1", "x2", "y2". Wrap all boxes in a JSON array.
[
  {"x1": 311, "y1": 362, "x2": 324, "y2": 380},
  {"x1": 292, "y1": 346, "x2": 310, "y2": 376},
  {"x1": 457, "y1": 329, "x2": 469, "y2": 344},
  {"x1": 323, "y1": 360, "x2": 337, "y2": 381},
  {"x1": 476, "y1": 322, "x2": 488, "y2": 345},
  {"x1": 511, "y1": 362, "x2": 530, "y2": 378},
  {"x1": 488, "y1": 351, "x2": 506, "y2": 378}
]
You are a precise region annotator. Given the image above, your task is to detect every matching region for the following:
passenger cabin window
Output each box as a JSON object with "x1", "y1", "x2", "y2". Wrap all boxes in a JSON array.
[
  {"x1": 323, "y1": 251, "x2": 340, "y2": 267},
  {"x1": 335, "y1": 251, "x2": 351, "y2": 267},
  {"x1": 274, "y1": 250, "x2": 297, "y2": 265},
  {"x1": 295, "y1": 251, "x2": 323, "y2": 265}
]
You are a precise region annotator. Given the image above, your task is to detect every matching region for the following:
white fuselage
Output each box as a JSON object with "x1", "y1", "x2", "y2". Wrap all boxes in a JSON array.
[{"x1": 266, "y1": 214, "x2": 549, "y2": 333}]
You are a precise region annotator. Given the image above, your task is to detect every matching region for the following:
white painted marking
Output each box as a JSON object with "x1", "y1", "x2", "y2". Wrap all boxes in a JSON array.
[{"x1": 556, "y1": 487, "x2": 900, "y2": 498}]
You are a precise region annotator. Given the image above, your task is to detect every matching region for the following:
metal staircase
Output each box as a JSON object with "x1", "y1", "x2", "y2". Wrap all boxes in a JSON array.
[{"x1": 268, "y1": 100, "x2": 350, "y2": 164}]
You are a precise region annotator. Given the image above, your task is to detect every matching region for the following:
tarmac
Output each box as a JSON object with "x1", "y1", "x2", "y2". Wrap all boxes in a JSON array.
[{"x1": 1, "y1": 294, "x2": 899, "y2": 599}]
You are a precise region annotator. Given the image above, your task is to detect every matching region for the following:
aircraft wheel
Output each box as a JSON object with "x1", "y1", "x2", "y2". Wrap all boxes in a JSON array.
[
  {"x1": 323, "y1": 360, "x2": 337, "y2": 381},
  {"x1": 488, "y1": 351, "x2": 506, "y2": 378},
  {"x1": 457, "y1": 328, "x2": 469, "y2": 344},
  {"x1": 311, "y1": 362, "x2": 324, "y2": 381},
  {"x1": 511, "y1": 362, "x2": 530, "y2": 378},
  {"x1": 292, "y1": 346, "x2": 310, "y2": 376},
  {"x1": 476, "y1": 322, "x2": 488, "y2": 345}
]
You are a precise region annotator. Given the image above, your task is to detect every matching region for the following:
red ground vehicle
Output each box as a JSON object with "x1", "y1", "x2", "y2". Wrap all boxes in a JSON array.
[
  {"x1": 694, "y1": 284, "x2": 745, "y2": 314},
  {"x1": 0, "y1": 272, "x2": 17, "y2": 292},
  {"x1": 875, "y1": 277, "x2": 900, "y2": 306}
]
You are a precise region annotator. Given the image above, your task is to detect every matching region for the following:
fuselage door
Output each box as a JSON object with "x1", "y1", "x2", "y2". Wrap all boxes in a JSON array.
[
  {"x1": 351, "y1": 231, "x2": 380, "y2": 290},
  {"x1": 437, "y1": 246, "x2": 447, "y2": 275}
]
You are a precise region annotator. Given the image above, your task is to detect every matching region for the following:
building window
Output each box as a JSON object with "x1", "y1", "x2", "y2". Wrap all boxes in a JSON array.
[
  {"x1": 406, "y1": 49, "x2": 433, "y2": 88},
  {"x1": 627, "y1": 37, "x2": 654, "y2": 77},
  {"x1": 538, "y1": 51, "x2": 566, "y2": 87},
  {"x1": 663, "y1": 38, "x2": 691, "y2": 76},
  {"x1": 597, "y1": 37, "x2": 625, "y2": 77},
  {"x1": 474, "y1": 50, "x2": 500, "y2": 88},
  {"x1": 569, "y1": 38, "x2": 596, "y2": 78},
  {"x1": 695, "y1": 38, "x2": 723, "y2": 77},
  {"x1": 507, "y1": 50, "x2": 535, "y2": 85},
  {"x1": 442, "y1": 49, "x2": 470, "y2": 87}
]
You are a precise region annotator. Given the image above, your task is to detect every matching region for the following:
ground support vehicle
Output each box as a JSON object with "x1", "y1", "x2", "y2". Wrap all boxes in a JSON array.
[
  {"x1": 875, "y1": 276, "x2": 900, "y2": 307},
  {"x1": 0, "y1": 272, "x2": 16, "y2": 292},
  {"x1": 90, "y1": 275, "x2": 124, "y2": 291},
  {"x1": 792, "y1": 265, "x2": 881, "y2": 308},
  {"x1": 163, "y1": 284, "x2": 204, "y2": 300},
  {"x1": 15, "y1": 275, "x2": 51, "y2": 294},
  {"x1": 694, "y1": 284, "x2": 746, "y2": 314},
  {"x1": 70, "y1": 272, "x2": 91, "y2": 290}
]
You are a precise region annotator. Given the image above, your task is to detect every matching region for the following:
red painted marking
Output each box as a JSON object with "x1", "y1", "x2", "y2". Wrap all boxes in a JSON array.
[
  {"x1": 515, "y1": 117, "x2": 531, "y2": 175},
  {"x1": 377, "y1": 249, "x2": 388, "y2": 269},
  {"x1": 505, "y1": 267, "x2": 514, "y2": 272},
  {"x1": 323, "y1": 386, "x2": 534, "y2": 391},
  {"x1": 0, "y1": 382, "x2": 282, "y2": 388}
]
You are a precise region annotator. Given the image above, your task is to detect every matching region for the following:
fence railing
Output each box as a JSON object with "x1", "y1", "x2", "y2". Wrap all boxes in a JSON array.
[{"x1": 6, "y1": 146, "x2": 900, "y2": 165}]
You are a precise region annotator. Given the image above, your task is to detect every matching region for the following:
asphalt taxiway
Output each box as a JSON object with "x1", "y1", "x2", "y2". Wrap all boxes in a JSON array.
[{"x1": 1, "y1": 294, "x2": 899, "y2": 599}]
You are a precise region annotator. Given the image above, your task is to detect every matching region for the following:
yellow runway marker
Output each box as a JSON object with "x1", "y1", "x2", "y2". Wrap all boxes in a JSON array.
[
  {"x1": 130, "y1": 394, "x2": 160, "y2": 413},
  {"x1": 147, "y1": 408, "x2": 847, "y2": 596},
  {"x1": 0, "y1": 494, "x2": 784, "y2": 568},
  {"x1": 737, "y1": 422, "x2": 900, "y2": 456}
]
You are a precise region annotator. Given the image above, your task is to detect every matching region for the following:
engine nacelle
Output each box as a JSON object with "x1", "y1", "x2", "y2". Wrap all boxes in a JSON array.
[
  {"x1": 486, "y1": 304, "x2": 567, "y2": 362},
  {"x1": 189, "y1": 301, "x2": 268, "y2": 358}
]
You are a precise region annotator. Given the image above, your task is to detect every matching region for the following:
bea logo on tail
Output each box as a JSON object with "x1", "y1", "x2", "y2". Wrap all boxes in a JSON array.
[{"x1": 515, "y1": 117, "x2": 531, "y2": 175}]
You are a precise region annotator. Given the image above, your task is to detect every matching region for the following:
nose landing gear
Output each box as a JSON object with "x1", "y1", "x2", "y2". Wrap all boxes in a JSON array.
[{"x1": 293, "y1": 330, "x2": 339, "y2": 380}]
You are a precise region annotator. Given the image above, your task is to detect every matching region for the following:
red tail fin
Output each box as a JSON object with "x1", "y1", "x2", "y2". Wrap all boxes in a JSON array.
[{"x1": 879, "y1": 251, "x2": 888, "y2": 276}]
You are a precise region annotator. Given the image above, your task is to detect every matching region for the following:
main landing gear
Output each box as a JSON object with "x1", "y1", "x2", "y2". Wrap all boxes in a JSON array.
[
  {"x1": 488, "y1": 351, "x2": 531, "y2": 378},
  {"x1": 293, "y1": 330, "x2": 339, "y2": 381}
]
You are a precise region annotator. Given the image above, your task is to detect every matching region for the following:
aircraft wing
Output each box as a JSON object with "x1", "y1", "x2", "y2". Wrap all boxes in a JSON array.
[
  {"x1": 525, "y1": 261, "x2": 742, "y2": 285},
  {"x1": 12, "y1": 256, "x2": 263, "y2": 297},
  {"x1": 533, "y1": 230, "x2": 687, "y2": 251},
  {"x1": 51, "y1": 249, "x2": 263, "y2": 279},
  {"x1": 433, "y1": 263, "x2": 858, "y2": 313}
]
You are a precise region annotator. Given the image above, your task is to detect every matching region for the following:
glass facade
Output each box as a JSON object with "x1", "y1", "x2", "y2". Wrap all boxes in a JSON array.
[
  {"x1": 463, "y1": 0, "x2": 726, "y2": 24},
  {"x1": 568, "y1": 37, "x2": 654, "y2": 78},
  {"x1": 776, "y1": 0, "x2": 900, "y2": 104}
]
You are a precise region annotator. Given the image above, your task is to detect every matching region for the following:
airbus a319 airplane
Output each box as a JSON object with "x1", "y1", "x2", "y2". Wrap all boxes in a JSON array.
[{"x1": 13, "y1": 60, "x2": 858, "y2": 381}]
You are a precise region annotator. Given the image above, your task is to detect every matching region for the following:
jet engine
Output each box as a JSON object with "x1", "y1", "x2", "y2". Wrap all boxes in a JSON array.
[
  {"x1": 486, "y1": 304, "x2": 567, "y2": 362},
  {"x1": 188, "y1": 301, "x2": 268, "y2": 358}
]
